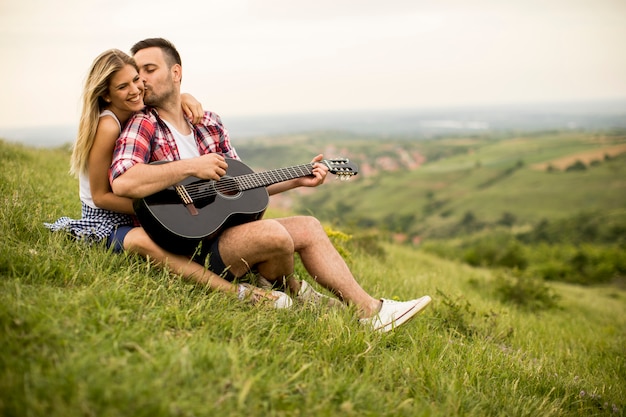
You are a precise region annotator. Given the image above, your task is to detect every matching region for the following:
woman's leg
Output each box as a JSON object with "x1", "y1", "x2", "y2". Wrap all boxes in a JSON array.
[{"x1": 122, "y1": 227, "x2": 236, "y2": 294}]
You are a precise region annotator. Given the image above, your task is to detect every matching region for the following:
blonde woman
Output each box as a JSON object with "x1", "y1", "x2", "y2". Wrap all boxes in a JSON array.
[
  {"x1": 47, "y1": 49, "x2": 292, "y2": 307},
  {"x1": 47, "y1": 49, "x2": 203, "y2": 247}
]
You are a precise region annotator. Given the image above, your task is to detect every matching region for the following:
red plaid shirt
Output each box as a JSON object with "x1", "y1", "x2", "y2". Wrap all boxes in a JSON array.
[{"x1": 110, "y1": 107, "x2": 239, "y2": 182}]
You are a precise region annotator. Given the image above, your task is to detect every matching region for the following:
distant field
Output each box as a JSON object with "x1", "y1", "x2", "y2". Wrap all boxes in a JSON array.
[
  {"x1": 278, "y1": 131, "x2": 626, "y2": 237},
  {"x1": 531, "y1": 143, "x2": 626, "y2": 171}
]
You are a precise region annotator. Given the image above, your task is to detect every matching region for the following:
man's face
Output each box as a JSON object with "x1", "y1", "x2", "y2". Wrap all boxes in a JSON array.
[{"x1": 133, "y1": 47, "x2": 177, "y2": 107}]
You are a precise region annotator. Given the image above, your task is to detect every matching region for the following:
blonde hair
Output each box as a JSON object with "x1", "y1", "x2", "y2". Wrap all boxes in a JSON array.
[{"x1": 69, "y1": 49, "x2": 137, "y2": 177}]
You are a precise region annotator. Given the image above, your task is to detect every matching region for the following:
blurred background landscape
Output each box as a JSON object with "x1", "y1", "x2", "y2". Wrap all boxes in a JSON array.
[{"x1": 2, "y1": 99, "x2": 626, "y2": 146}]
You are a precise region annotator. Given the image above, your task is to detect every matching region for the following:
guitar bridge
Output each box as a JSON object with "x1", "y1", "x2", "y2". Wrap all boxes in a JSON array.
[{"x1": 175, "y1": 184, "x2": 199, "y2": 216}]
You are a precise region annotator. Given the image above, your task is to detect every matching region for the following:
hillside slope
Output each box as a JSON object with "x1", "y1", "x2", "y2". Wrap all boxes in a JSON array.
[{"x1": 1, "y1": 138, "x2": 624, "y2": 416}]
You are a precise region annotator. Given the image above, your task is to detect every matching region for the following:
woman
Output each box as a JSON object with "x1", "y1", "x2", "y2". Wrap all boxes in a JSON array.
[{"x1": 46, "y1": 49, "x2": 291, "y2": 307}]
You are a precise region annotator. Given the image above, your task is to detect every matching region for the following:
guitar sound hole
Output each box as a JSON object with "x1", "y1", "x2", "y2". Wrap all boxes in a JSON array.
[{"x1": 215, "y1": 176, "x2": 241, "y2": 197}]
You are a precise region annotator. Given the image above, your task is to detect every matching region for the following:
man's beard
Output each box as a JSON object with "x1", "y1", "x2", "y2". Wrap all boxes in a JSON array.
[{"x1": 144, "y1": 85, "x2": 175, "y2": 107}]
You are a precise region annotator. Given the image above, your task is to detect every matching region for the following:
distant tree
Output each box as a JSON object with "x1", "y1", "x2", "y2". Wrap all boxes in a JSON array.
[
  {"x1": 440, "y1": 209, "x2": 453, "y2": 218},
  {"x1": 383, "y1": 213, "x2": 416, "y2": 232},
  {"x1": 459, "y1": 210, "x2": 484, "y2": 233},
  {"x1": 497, "y1": 212, "x2": 517, "y2": 227},
  {"x1": 518, "y1": 218, "x2": 552, "y2": 243},
  {"x1": 565, "y1": 160, "x2": 587, "y2": 171},
  {"x1": 460, "y1": 211, "x2": 476, "y2": 227},
  {"x1": 355, "y1": 217, "x2": 377, "y2": 228}
]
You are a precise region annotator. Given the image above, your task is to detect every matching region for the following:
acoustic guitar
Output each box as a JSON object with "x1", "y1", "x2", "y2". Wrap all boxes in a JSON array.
[{"x1": 134, "y1": 158, "x2": 358, "y2": 254}]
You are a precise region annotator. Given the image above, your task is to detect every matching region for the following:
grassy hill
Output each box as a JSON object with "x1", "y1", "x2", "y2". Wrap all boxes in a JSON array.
[{"x1": 1, "y1": 138, "x2": 625, "y2": 416}]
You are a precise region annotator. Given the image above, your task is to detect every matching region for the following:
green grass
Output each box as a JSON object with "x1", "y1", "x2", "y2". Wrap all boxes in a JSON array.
[{"x1": 1, "y1": 139, "x2": 625, "y2": 416}]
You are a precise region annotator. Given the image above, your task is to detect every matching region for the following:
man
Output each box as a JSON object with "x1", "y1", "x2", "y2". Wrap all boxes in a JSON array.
[{"x1": 110, "y1": 38, "x2": 431, "y2": 332}]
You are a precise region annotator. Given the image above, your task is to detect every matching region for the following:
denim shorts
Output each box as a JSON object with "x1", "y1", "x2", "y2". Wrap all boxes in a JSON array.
[{"x1": 106, "y1": 226, "x2": 134, "y2": 253}]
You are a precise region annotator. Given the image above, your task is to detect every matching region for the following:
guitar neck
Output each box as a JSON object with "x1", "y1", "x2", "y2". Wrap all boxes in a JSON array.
[{"x1": 235, "y1": 163, "x2": 315, "y2": 191}]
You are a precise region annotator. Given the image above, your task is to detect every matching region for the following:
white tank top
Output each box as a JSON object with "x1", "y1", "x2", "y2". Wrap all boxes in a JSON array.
[{"x1": 79, "y1": 110, "x2": 121, "y2": 208}]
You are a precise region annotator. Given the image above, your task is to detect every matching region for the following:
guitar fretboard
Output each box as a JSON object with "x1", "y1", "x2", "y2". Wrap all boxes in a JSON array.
[{"x1": 235, "y1": 164, "x2": 315, "y2": 191}]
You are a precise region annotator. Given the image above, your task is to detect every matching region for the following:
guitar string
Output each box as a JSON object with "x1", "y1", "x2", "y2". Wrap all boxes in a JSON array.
[
  {"x1": 183, "y1": 164, "x2": 316, "y2": 199},
  {"x1": 181, "y1": 163, "x2": 354, "y2": 199}
]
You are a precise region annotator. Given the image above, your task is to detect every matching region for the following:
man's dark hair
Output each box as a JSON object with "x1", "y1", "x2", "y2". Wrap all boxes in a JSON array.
[{"x1": 130, "y1": 38, "x2": 182, "y2": 68}]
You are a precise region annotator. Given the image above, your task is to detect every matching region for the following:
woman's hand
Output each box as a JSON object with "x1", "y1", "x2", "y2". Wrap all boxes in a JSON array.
[{"x1": 181, "y1": 93, "x2": 204, "y2": 124}]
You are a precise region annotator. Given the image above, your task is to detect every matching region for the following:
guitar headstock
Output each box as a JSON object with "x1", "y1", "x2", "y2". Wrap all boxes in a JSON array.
[{"x1": 322, "y1": 158, "x2": 359, "y2": 180}]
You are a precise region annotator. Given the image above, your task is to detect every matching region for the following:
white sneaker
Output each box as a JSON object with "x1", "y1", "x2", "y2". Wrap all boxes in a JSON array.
[
  {"x1": 360, "y1": 296, "x2": 432, "y2": 333},
  {"x1": 296, "y1": 280, "x2": 344, "y2": 308}
]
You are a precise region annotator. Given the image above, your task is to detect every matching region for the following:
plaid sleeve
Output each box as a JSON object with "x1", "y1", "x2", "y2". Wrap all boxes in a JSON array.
[
  {"x1": 196, "y1": 111, "x2": 240, "y2": 161},
  {"x1": 220, "y1": 123, "x2": 240, "y2": 161},
  {"x1": 110, "y1": 111, "x2": 156, "y2": 182}
]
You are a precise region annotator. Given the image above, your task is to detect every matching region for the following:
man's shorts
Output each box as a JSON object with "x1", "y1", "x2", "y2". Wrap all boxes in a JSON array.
[{"x1": 192, "y1": 238, "x2": 236, "y2": 281}]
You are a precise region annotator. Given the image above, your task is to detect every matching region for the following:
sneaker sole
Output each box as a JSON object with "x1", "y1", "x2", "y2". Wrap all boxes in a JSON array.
[{"x1": 377, "y1": 295, "x2": 432, "y2": 333}]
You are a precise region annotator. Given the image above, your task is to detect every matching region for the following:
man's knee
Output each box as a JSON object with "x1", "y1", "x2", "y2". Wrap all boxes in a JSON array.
[
  {"x1": 221, "y1": 219, "x2": 294, "y2": 254},
  {"x1": 301, "y1": 215, "x2": 323, "y2": 231},
  {"x1": 290, "y1": 215, "x2": 325, "y2": 237},
  {"x1": 263, "y1": 219, "x2": 295, "y2": 253}
]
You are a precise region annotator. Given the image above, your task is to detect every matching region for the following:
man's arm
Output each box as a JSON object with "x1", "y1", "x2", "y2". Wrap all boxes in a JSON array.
[
  {"x1": 112, "y1": 153, "x2": 228, "y2": 199},
  {"x1": 110, "y1": 111, "x2": 229, "y2": 199}
]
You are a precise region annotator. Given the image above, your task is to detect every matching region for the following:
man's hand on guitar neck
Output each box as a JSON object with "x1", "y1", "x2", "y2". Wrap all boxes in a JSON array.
[
  {"x1": 301, "y1": 154, "x2": 329, "y2": 187},
  {"x1": 266, "y1": 154, "x2": 329, "y2": 196}
]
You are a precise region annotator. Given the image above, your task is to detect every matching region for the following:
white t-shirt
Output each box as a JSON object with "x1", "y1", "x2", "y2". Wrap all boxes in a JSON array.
[
  {"x1": 163, "y1": 119, "x2": 201, "y2": 160},
  {"x1": 79, "y1": 110, "x2": 121, "y2": 208}
]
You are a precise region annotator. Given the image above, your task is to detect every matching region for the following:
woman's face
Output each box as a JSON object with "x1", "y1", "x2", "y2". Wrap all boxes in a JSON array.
[{"x1": 104, "y1": 64, "x2": 144, "y2": 113}]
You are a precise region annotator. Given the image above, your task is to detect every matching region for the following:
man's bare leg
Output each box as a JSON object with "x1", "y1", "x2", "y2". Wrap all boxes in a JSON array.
[
  {"x1": 275, "y1": 216, "x2": 381, "y2": 318},
  {"x1": 217, "y1": 219, "x2": 296, "y2": 282}
]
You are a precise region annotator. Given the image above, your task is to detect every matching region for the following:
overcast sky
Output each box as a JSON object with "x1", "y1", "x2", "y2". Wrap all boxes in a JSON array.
[{"x1": 1, "y1": 0, "x2": 625, "y2": 129}]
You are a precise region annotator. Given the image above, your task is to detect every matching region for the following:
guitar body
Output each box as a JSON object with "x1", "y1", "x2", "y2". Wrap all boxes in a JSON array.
[{"x1": 134, "y1": 159, "x2": 269, "y2": 255}]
